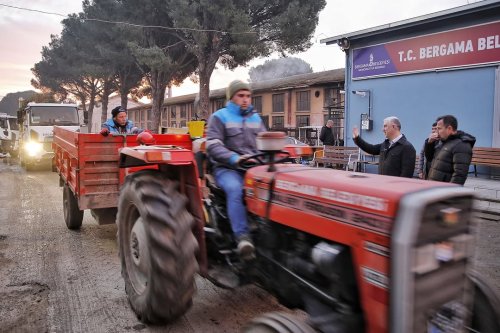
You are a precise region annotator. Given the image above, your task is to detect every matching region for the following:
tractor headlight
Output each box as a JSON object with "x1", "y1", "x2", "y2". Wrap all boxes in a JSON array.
[{"x1": 24, "y1": 141, "x2": 43, "y2": 156}]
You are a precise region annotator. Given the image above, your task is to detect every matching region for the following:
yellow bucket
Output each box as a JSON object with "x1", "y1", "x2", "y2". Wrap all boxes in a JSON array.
[{"x1": 188, "y1": 120, "x2": 206, "y2": 139}]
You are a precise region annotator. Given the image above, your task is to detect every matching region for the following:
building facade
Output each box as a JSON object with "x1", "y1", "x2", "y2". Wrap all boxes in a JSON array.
[
  {"x1": 322, "y1": 0, "x2": 500, "y2": 153},
  {"x1": 127, "y1": 69, "x2": 345, "y2": 144}
]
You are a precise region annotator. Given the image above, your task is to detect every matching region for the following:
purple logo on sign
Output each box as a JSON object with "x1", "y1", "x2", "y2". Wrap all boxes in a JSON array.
[{"x1": 353, "y1": 45, "x2": 397, "y2": 79}]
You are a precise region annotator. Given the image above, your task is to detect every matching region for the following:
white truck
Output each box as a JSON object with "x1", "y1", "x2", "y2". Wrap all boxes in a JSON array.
[
  {"x1": 18, "y1": 103, "x2": 80, "y2": 170},
  {"x1": 0, "y1": 112, "x2": 19, "y2": 161}
]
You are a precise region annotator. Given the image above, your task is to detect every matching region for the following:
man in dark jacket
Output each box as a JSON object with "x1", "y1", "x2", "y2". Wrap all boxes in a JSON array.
[
  {"x1": 320, "y1": 120, "x2": 335, "y2": 146},
  {"x1": 417, "y1": 122, "x2": 442, "y2": 179},
  {"x1": 353, "y1": 116, "x2": 416, "y2": 177},
  {"x1": 426, "y1": 115, "x2": 475, "y2": 185}
]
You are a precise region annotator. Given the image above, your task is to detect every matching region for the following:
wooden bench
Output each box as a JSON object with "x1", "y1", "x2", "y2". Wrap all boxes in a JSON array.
[
  {"x1": 471, "y1": 147, "x2": 500, "y2": 176},
  {"x1": 313, "y1": 146, "x2": 360, "y2": 170},
  {"x1": 357, "y1": 153, "x2": 420, "y2": 177}
]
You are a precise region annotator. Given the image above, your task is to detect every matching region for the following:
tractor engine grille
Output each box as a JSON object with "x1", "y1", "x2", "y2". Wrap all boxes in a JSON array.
[{"x1": 391, "y1": 188, "x2": 475, "y2": 333}]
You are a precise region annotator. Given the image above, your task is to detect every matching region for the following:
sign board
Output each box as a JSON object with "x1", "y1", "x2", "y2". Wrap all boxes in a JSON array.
[{"x1": 352, "y1": 20, "x2": 500, "y2": 79}]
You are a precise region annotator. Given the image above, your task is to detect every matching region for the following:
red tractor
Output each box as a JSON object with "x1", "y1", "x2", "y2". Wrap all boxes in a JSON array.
[{"x1": 54, "y1": 128, "x2": 499, "y2": 333}]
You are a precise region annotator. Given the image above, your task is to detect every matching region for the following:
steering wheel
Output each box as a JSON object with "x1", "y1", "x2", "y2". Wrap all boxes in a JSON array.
[{"x1": 237, "y1": 151, "x2": 291, "y2": 170}]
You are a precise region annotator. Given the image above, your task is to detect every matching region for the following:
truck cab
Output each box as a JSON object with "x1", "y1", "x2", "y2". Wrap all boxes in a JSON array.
[
  {"x1": 0, "y1": 112, "x2": 19, "y2": 158},
  {"x1": 18, "y1": 103, "x2": 80, "y2": 170}
]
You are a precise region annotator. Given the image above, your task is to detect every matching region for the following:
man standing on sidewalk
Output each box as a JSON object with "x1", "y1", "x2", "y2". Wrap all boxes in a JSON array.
[
  {"x1": 353, "y1": 116, "x2": 416, "y2": 178},
  {"x1": 426, "y1": 115, "x2": 475, "y2": 185},
  {"x1": 320, "y1": 120, "x2": 335, "y2": 146}
]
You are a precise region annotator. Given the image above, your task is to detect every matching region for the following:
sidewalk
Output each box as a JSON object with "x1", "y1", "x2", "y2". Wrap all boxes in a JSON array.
[{"x1": 465, "y1": 175, "x2": 500, "y2": 216}]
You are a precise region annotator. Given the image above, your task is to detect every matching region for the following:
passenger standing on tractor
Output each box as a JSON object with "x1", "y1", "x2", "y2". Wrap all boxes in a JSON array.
[
  {"x1": 100, "y1": 106, "x2": 143, "y2": 136},
  {"x1": 426, "y1": 115, "x2": 475, "y2": 185},
  {"x1": 206, "y1": 80, "x2": 265, "y2": 260},
  {"x1": 352, "y1": 116, "x2": 416, "y2": 177}
]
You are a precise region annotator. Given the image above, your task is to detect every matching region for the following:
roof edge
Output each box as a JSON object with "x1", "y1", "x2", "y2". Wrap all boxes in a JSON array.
[{"x1": 320, "y1": 0, "x2": 498, "y2": 45}]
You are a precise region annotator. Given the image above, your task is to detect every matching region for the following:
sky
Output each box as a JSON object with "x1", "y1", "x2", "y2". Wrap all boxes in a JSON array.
[{"x1": 0, "y1": 0, "x2": 480, "y2": 100}]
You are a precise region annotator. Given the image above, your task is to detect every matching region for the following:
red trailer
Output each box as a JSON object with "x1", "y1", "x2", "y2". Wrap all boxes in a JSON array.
[{"x1": 52, "y1": 126, "x2": 193, "y2": 229}]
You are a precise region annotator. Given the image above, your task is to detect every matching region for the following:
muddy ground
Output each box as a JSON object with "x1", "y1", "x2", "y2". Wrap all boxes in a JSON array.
[{"x1": 0, "y1": 160, "x2": 498, "y2": 332}]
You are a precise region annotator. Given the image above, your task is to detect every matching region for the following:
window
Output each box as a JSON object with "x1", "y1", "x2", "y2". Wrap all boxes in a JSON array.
[
  {"x1": 272, "y1": 94, "x2": 284, "y2": 113},
  {"x1": 296, "y1": 91, "x2": 310, "y2": 111},
  {"x1": 140, "y1": 110, "x2": 146, "y2": 128},
  {"x1": 324, "y1": 88, "x2": 344, "y2": 108},
  {"x1": 161, "y1": 107, "x2": 169, "y2": 127},
  {"x1": 215, "y1": 99, "x2": 225, "y2": 112},
  {"x1": 252, "y1": 96, "x2": 263, "y2": 113},
  {"x1": 296, "y1": 115, "x2": 310, "y2": 127},
  {"x1": 272, "y1": 116, "x2": 284, "y2": 129},
  {"x1": 260, "y1": 115, "x2": 269, "y2": 130},
  {"x1": 146, "y1": 109, "x2": 152, "y2": 130},
  {"x1": 170, "y1": 106, "x2": 177, "y2": 118},
  {"x1": 187, "y1": 103, "x2": 194, "y2": 120},
  {"x1": 180, "y1": 105, "x2": 187, "y2": 119},
  {"x1": 180, "y1": 120, "x2": 187, "y2": 127},
  {"x1": 128, "y1": 111, "x2": 135, "y2": 122}
]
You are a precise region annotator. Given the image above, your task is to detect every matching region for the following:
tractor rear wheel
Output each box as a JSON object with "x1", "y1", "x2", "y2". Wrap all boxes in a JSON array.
[
  {"x1": 117, "y1": 170, "x2": 199, "y2": 324},
  {"x1": 242, "y1": 312, "x2": 316, "y2": 333},
  {"x1": 63, "y1": 184, "x2": 83, "y2": 229}
]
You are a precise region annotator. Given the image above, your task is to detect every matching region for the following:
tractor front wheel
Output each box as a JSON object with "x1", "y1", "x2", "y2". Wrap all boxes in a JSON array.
[
  {"x1": 117, "y1": 171, "x2": 199, "y2": 324},
  {"x1": 242, "y1": 312, "x2": 316, "y2": 333}
]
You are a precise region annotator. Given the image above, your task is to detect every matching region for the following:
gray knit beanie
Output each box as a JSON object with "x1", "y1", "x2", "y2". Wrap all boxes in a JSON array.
[{"x1": 226, "y1": 80, "x2": 251, "y2": 100}]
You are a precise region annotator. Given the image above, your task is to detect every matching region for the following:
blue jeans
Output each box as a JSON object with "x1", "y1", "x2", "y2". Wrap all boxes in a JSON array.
[{"x1": 214, "y1": 167, "x2": 248, "y2": 238}]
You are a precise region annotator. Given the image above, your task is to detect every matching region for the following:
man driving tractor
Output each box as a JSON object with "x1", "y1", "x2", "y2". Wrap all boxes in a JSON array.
[{"x1": 205, "y1": 80, "x2": 266, "y2": 260}]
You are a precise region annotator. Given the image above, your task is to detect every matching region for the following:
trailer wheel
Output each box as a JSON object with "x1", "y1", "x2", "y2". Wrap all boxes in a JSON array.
[
  {"x1": 117, "y1": 171, "x2": 199, "y2": 324},
  {"x1": 242, "y1": 312, "x2": 316, "y2": 333},
  {"x1": 63, "y1": 184, "x2": 83, "y2": 229}
]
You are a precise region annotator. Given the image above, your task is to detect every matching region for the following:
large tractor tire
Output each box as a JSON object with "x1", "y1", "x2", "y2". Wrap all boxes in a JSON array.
[
  {"x1": 242, "y1": 312, "x2": 316, "y2": 333},
  {"x1": 63, "y1": 184, "x2": 83, "y2": 229},
  {"x1": 117, "y1": 170, "x2": 199, "y2": 324}
]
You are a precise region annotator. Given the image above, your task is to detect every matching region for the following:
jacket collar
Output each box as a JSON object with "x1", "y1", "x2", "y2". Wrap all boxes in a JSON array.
[{"x1": 226, "y1": 101, "x2": 254, "y2": 115}]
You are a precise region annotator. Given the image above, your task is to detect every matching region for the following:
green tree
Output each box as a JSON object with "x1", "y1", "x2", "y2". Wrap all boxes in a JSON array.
[
  {"x1": 31, "y1": 27, "x2": 103, "y2": 125},
  {"x1": 121, "y1": 0, "x2": 198, "y2": 132},
  {"x1": 167, "y1": 0, "x2": 326, "y2": 119},
  {"x1": 82, "y1": 0, "x2": 143, "y2": 122},
  {"x1": 249, "y1": 57, "x2": 313, "y2": 82}
]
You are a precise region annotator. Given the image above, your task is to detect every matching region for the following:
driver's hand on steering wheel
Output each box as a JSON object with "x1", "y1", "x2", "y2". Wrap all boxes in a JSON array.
[{"x1": 237, "y1": 154, "x2": 256, "y2": 164}]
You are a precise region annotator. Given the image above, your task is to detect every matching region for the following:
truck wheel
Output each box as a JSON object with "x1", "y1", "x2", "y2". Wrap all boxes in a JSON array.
[
  {"x1": 117, "y1": 171, "x2": 199, "y2": 324},
  {"x1": 242, "y1": 312, "x2": 316, "y2": 333},
  {"x1": 63, "y1": 184, "x2": 83, "y2": 229}
]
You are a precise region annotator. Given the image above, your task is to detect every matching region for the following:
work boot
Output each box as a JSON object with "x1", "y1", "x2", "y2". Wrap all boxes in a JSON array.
[{"x1": 237, "y1": 235, "x2": 255, "y2": 261}]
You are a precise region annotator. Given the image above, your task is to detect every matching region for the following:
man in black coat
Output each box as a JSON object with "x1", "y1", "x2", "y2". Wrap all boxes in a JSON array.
[
  {"x1": 426, "y1": 115, "x2": 475, "y2": 185},
  {"x1": 320, "y1": 120, "x2": 335, "y2": 146},
  {"x1": 353, "y1": 116, "x2": 416, "y2": 178}
]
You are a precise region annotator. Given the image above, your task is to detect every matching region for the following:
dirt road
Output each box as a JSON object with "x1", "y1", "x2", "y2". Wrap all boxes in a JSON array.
[
  {"x1": 1, "y1": 161, "x2": 499, "y2": 333},
  {"x1": 0, "y1": 163, "x2": 289, "y2": 333}
]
